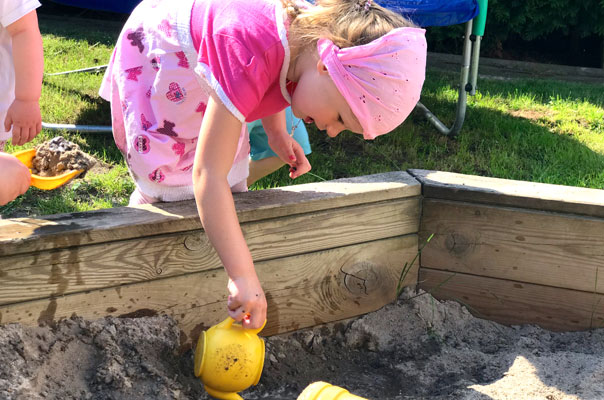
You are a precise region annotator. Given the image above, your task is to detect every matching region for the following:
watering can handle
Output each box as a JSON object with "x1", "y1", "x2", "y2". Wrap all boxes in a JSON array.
[{"x1": 217, "y1": 317, "x2": 266, "y2": 335}]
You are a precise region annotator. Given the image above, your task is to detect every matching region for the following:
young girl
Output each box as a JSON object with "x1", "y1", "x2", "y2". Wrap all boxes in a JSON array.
[
  {"x1": 1, "y1": 0, "x2": 43, "y2": 150},
  {"x1": 100, "y1": 0, "x2": 426, "y2": 329}
]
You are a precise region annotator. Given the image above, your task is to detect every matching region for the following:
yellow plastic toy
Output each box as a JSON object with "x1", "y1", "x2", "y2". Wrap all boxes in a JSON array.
[
  {"x1": 194, "y1": 317, "x2": 266, "y2": 400},
  {"x1": 13, "y1": 148, "x2": 83, "y2": 190},
  {"x1": 297, "y1": 382, "x2": 367, "y2": 400}
]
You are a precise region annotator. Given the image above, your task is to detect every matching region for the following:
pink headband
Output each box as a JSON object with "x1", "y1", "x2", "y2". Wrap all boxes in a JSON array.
[{"x1": 317, "y1": 27, "x2": 427, "y2": 139}]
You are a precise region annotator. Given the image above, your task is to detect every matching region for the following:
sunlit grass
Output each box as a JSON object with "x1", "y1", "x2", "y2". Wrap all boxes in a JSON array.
[{"x1": 2, "y1": 13, "x2": 603, "y2": 217}]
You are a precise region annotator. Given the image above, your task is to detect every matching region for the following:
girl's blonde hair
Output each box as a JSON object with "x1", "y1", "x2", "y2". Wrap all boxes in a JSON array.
[{"x1": 283, "y1": 0, "x2": 417, "y2": 53}]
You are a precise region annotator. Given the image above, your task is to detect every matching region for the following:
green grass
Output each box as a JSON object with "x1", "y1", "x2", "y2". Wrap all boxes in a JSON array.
[{"x1": 2, "y1": 13, "x2": 604, "y2": 218}]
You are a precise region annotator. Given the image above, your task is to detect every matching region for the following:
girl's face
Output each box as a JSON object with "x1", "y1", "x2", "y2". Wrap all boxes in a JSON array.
[{"x1": 291, "y1": 60, "x2": 363, "y2": 137}]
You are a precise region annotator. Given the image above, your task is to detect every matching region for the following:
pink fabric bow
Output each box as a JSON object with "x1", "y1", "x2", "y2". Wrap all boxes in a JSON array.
[{"x1": 318, "y1": 27, "x2": 427, "y2": 139}]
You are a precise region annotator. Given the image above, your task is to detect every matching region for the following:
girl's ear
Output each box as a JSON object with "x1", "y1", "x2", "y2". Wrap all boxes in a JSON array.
[{"x1": 316, "y1": 59, "x2": 329, "y2": 75}]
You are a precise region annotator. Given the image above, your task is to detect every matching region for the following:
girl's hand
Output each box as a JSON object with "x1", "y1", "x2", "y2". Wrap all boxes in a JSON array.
[
  {"x1": 267, "y1": 133, "x2": 311, "y2": 179},
  {"x1": 0, "y1": 152, "x2": 31, "y2": 205},
  {"x1": 4, "y1": 99, "x2": 42, "y2": 146},
  {"x1": 226, "y1": 275, "x2": 267, "y2": 330}
]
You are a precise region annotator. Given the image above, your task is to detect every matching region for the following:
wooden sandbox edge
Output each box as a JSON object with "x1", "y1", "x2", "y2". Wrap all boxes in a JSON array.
[
  {"x1": 409, "y1": 169, "x2": 604, "y2": 218},
  {"x1": 0, "y1": 171, "x2": 420, "y2": 256},
  {"x1": 414, "y1": 169, "x2": 604, "y2": 332}
]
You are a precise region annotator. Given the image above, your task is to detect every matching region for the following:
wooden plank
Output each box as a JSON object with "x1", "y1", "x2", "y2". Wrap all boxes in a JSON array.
[
  {"x1": 427, "y1": 52, "x2": 604, "y2": 84},
  {"x1": 419, "y1": 268, "x2": 604, "y2": 332},
  {"x1": 409, "y1": 169, "x2": 604, "y2": 218},
  {"x1": 420, "y1": 199, "x2": 604, "y2": 294},
  {"x1": 0, "y1": 171, "x2": 420, "y2": 256},
  {"x1": 0, "y1": 197, "x2": 419, "y2": 305},
  {"x1": 0, "y1": 235, "x2": 418, "y2": 346}
]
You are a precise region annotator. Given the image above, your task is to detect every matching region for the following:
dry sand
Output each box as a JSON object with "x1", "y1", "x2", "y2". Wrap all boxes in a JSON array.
[{"x1": 1, "y1": 288, "x2": 603, "y2": 400}]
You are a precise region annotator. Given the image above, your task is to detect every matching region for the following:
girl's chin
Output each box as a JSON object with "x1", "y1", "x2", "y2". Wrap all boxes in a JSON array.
[{"x1": 291, "y1": 107, "x2": 302, "y2": 119}]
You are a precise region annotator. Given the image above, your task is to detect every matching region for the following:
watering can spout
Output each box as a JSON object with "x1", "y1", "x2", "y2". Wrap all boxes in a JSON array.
[{"x1": 205, "y1": 385, "x2": 244, "y2": 400}]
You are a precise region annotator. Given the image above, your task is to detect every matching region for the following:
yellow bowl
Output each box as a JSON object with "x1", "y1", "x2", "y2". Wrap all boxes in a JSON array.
[{"x1": 13, "y1": 148, "x2": 83, "y2": 190}]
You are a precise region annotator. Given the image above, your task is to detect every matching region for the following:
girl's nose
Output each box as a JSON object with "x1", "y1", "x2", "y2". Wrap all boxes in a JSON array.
[{"x1": 328, "y1": 125, "x2": 343, "y2": 137}]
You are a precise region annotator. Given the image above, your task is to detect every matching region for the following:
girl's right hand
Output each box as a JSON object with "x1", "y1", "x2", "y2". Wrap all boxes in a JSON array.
[
  {"x1": 4, "y1": 99, "x2": 42, "y2": 146},
  {"x1": 226, "y1": 275, "x2": 267, "y2": 330}
]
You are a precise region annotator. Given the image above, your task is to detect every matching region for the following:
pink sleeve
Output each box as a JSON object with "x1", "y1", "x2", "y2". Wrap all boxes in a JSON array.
[{"x1": 195, "y1": 33, "x2": 278, "y2": 122}]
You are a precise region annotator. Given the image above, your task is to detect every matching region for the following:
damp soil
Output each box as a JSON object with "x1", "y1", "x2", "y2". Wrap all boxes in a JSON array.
[
  {"x1": 1, "y1": 289, "x2": 604, "y2": 400},
  {"x1": 32, "y1": 136, "x2": 95, "y2": 178}
]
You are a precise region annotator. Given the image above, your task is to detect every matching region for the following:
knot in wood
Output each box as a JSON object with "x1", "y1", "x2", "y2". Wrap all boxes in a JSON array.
[
  {"x1": 184, "y1": 234, "x2": 205, "y2": 251},
  {"x1": 341, "y1": 261, "x2": 378, "y2": 295},
  {"x1": 444, "y1": 232, "x2": 475, "y2": 256}
]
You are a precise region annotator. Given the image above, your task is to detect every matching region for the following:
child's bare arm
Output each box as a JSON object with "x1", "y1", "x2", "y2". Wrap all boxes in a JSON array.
[
  {"x1": 4, "y1": 10, "x2": 43, "y2": 146},
  {"x1": 193, "y1": 95, "x2": 267, "y2": 329},
  {"x1": 0, "y1": 152, "x2": 30, "y2": 205}
]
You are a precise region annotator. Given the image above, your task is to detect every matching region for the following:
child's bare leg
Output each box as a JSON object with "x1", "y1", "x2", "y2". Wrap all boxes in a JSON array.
[
  {"x1": 129, "y1": 187, "x2": 158, "y2": 205},
  {"x1": 247, "y1": 156, "x2": 285, "y2": 186}
]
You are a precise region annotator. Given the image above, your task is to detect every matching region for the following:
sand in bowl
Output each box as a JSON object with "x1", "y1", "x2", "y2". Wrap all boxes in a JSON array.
[{"x1": 32, "y1": 136, "x2": 95, "y2": 178}]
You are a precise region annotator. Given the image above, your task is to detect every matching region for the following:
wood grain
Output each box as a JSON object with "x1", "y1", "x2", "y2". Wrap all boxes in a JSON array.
[
  {"x1": 0, "y1": 171, "x2": 420, "y2": 256},
  {"x1": 427, "y1": 52, "x2": 604, "y2": 84},
  {"x1": 410, "y1": 169, "x2": 604, "y2": 218},
  {"x1": 0, "y1": 235, "x2": 418, "y2": 345},
  {"x1": 0, "y1": 198, "x2": 419, "y2": 305},
  {"x1": 420, "y1": 199, "x2": 604, "y2": 294},
  {"x1": 419, "y1": 268, "x2": 604, "y2": 332}
]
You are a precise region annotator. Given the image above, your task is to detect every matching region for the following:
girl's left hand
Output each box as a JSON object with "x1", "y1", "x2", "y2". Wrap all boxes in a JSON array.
[{"x1": 267, "y1": 133, "x2": 311, "y2": 179}]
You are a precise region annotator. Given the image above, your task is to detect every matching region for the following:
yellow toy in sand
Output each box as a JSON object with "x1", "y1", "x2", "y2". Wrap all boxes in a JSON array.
[
  {"x1": 194, "y1": 317, "x2": 266, "y2": 400},
  {"x1": 13, "y1": 148, "x2": 83, "y2": 190},
  {"x1": 297, "y1": 381, "x2": 367, "y2": 400}
]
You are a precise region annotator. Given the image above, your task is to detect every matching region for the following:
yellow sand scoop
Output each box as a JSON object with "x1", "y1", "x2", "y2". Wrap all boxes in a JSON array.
[{"x1": 14, "y1": 148, "x2": 83, "y2": 190}]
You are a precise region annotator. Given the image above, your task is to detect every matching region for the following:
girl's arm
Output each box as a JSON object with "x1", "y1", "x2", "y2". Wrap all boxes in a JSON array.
[
  {"x1": 4, "y1": 10, "x2": 43, "y2": 146},
  {"x1": 193, "y1": 95, "x2": 267, "y2": 329},
  {"x1": 261, "y1": 111, "x2": 311, "y2": 179}
]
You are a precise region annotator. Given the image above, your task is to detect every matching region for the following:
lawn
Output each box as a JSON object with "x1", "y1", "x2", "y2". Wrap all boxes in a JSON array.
[{"x1": 2, "y1": 12, "x2": 603, "y2": 218}]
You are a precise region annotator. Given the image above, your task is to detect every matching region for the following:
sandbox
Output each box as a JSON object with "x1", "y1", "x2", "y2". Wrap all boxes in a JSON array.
[{"x1": 1, "y1": 170, "x2": 603, "y2": 399}]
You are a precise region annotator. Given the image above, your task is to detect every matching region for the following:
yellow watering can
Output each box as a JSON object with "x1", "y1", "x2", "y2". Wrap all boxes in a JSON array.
[
  {"x1": 194, "y1": 317, "x2": 266, "y2": 400},
  {"x1": 13, "y1": 148, "x2": 83, "y2": 190},
  {"x1": 297, "y1": 382, "x2": 367, "y2": 400}
]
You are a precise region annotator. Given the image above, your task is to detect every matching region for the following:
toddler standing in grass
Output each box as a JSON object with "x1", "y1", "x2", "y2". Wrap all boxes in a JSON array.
[
  {"x1": 0, "y1": 0, "x2": 44, "y2": 205},
  {"x1": 100, "y1": 0, "x2": 426, "y2": 328}
]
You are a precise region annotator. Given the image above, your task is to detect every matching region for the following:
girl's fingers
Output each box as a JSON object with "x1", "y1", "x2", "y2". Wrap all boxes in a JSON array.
[
  {"x1": 246, "y1": 311, "x2": 265, "y2": 330},
  {"x1": 227, "y1": 295, "x2": 242, "y2": 311},
  {"x1": 3, "y1": 115, "x2": 11, "y2": 133},
  {"x1": 227, "y1": 306, "x2": 249, "y2": 322},
  {"x1": 27, "y1": 126, "x2": 36, "y2": 143},
  {"x1": 289, "y1": 158, "x2": 311, "y2": 179},
  {"x1": 12, "y1": 126, "x2": 23, "y2": 146},
  {"x1": 227, "y1": 307, "x2": 242, "y2": 321}
]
